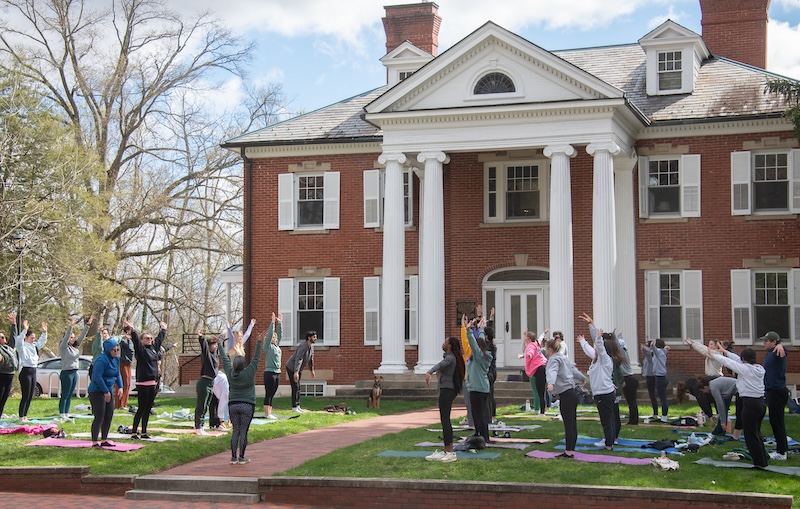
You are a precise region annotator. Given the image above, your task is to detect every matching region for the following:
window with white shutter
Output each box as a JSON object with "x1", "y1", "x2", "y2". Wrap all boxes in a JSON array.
[
  {"x1": 638, "y1": 155, "x2": 701, "y2": 218},
  {"x1": 644, "y1": 270, "x2": 703, "y2": 342}
]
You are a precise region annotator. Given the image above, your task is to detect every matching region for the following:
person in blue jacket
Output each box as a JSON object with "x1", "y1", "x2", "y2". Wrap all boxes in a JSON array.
[{"x1": 87, "y1": 337, "x2": 122, "y2": 447}]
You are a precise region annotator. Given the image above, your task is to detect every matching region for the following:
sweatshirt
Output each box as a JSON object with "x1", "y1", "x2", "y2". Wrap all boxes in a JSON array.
[
  {"x1": 465, "y1": 327, "x2": 492, "y2": 394},
  {"x1": 88, "y1": 338, "x2": 123, "y2": 394},
  {"x1": 132, "y1": 327, "x2": 167, "y2": 382},
  {"x1": 545, "y1": 352, "x2": 585, "y2": 395},
  {"x1": 15, "y1": 328, "x2": 47, "y2": 368},
  {"x1": 763, "y1": 347, "x2": 787, "y2": 391},
  {"x1": 711, "y1": 351, "x2": 765, "y2": 399},
  {"x1": 221, "y1": 340, "x2": 263, "y2": 405},
  {"x1": 428, "y1": 351, "x2": 458, "y2": 391},
  {"x1": 286, "y1": 339, "x2": 314, "y2": 374},
  {"x1": 579, "y1": 335, "x2": 614, "y2": 396},
  {"x1": 59, "y1": 324, "x2": 89, "y2": 371},
  {"x1": 264, "y1": 323, "x2": 283, "y2": 373}
]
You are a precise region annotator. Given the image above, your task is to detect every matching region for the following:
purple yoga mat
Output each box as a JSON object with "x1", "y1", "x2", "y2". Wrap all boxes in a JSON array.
[
  {"x1": 26, "y1": 437, "x2": 144, "y2": 451},
  {"x1": 526, "y1": 450, "x2": 652, "y2": 465}
]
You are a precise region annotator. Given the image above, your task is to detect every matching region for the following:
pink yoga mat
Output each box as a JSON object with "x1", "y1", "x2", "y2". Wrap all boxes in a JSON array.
[
  {"x1": 148, "y1": 427, "x2": 227, "y2": 436},
  {"x1": 26, "y1": 437, "x2": 144, "y2": 451},
  {"x1": 488, "y1": 437, "x2": 549, "y2": 443},
  {"x1": 526, "y1": 450, "x2": 653, "y2": 465},
  {"x1": 0, "y1": 424, "x2": 58, "y2": 435}
]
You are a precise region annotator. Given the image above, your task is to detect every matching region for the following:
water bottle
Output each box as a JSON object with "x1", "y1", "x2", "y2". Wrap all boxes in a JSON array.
[{"x1": 525, "y1": 399, "x2": 531, "y2": 412}]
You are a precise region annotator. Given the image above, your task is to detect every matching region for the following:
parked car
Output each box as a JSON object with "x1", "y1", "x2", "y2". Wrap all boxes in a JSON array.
[{"x1": 35, "y1": 355, "x2": 92, "y2": 398}]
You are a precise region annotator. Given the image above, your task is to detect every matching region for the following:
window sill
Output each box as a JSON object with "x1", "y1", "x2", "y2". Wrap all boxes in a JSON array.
[
  {"x1": 744, "y1": 214, "x2": 797, "y2": 221},
  {"x1": 371, "y1": 345, "x2": 419, "y2": 350},
  {"x1": 639, "y1": 217, "x2": 688, "y2": 224},
  {"x1": 286, "y1": 344, "x2": 333, "y2": 350},
  {"x1": 372, "y1": 225, "x2": 417, "y2": 233},
  {"x1": 479, "y1": 221, "x2": 547, "y2": 228},
  {"x1": 289, "y1": 229, "x2": 330, "y2": 235}
]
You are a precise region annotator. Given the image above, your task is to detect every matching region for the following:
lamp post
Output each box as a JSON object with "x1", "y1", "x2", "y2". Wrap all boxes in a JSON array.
[{"x1": 12, "y1": 233, "x2": 27, "y2": 330}]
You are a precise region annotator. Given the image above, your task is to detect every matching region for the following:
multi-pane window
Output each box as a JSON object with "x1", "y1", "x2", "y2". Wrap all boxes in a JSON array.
[
  {"x1": 363, "y1": 276, "x2": 418, "y2": 345},
  {"x1": 648, "y1": 159, "x2": 680, "y2": 214},
  {"x1": 753, "y1": 153, "x2": 789, "y2": 211},
  {"x1": 363, "y1": 169, "x2": 413, "y2": 228},
  {"x1": 659, "y1": 274, "x2": 682, "y2": 339},
  {"x1": 399, "y1": 71, "x2": 414, "y2": 81},
  {"x1": 754, "y1": 271, "x2": 790, "y2": 339},
  {"x1": 646, "y1": 270, "x2": 702, "y2": 343},
  {"x1": 297, "y1": 280, "x2": 324, "y2": 342},
  {"x1": 485, "y1": 162, "x2": 546, "y2": 223},
  {"x1": 474, "y1": 72, "x2": 515, "y2": 94},
  {"x1": 297, "y1": 175, "x2": 324, "y2": 227},
  {"x1": 658, "y1": 51, "x2": 682, "y2": 91}
]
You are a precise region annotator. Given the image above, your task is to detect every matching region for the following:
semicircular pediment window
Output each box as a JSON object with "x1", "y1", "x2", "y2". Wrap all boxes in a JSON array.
[
  {"x1": 474, "y1": 72, "x2": 516, "y2": 95},
  {"x1": 487, "y1": 269, "x2": 549, "y2": 282}
]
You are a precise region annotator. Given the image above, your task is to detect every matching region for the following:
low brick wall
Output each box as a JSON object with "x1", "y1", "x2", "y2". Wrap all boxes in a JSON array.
[
  {"x1": 0, "y1": 467, "x2": 134, "y2": 496},
  {"x1": 259, "y1": 477, "x2": 793, "y2": 509}
]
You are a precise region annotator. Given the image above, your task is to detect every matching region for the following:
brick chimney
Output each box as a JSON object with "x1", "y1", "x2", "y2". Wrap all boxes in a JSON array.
[
  {"x1": 382, "y1": 2, "x2": 442, "y2": 57},
  {"x1": 699, "y1": 0, "x2": 771, "y2": 68}
]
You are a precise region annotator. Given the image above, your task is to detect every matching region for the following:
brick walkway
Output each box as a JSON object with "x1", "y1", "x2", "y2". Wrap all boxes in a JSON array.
[{"x1": 5, "y1": 405, "x2": 464, "y2": 508}]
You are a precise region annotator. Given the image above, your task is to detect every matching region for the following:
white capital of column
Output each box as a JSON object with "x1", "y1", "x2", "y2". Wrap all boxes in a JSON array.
[
  {"x1": 377, "y1": 152, "x2": 409, "y2": 374},
  {"x1": 587, "y1": 143, "x2": 619, "y2": 331},
  {"x1": 544, "y1": 144, "x2": 576, "y2": 361},
  {"x1": 415, "y1": 150, "x2": 448, "y2": 373}
]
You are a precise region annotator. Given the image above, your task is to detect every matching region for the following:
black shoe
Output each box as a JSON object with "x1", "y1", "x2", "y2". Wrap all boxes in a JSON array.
[
  {"x1": 131, "y1": 434, "x2": 140, "y2": 440},
  {"x1": 100, "y1": 441, "x2": 113, "y2": 447},
  {"x1": 140, "y1": 433, "x2": 151, "y2": 440},
  {"x1": 555, "y1": 452, "x2": 574, "y2": 459}
]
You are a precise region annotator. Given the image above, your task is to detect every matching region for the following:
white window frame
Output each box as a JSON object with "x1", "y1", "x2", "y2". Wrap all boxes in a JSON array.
[
  {"x1": 277, "y1": 277, "x2": 340, "y2": 346},
  {"x1": 278, "y1": 171, "x2": 340, "y2": 230},
  {"x1": 638, "y1": 155, "x2": 700, "y2": 218},
  {"x1": 363, "y1": 275, "x2": 418, "y2": 345},
  {"x1": 731, "y1": 150, "x2": 800, "y2": 216},
  {"x1": 657, "y1": 50, "x2": 682, "y2": 92},
  {"x1": 644, "y1": 270, "x2": 703, "y2": 343},
  {"x1": 484, "y1": 160, "x2": 549, "y2": 224},
  {"x1": 363, "y1": 169, "x2": 413, "y2": 228},
  {"x1": 731, "y1": 268, "x2": 800, "y2": 345}
]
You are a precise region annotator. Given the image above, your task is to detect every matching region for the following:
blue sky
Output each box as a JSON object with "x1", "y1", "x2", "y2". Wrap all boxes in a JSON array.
[{"x1": 180, "y1": 0, "x2": 800, "y2": 116}]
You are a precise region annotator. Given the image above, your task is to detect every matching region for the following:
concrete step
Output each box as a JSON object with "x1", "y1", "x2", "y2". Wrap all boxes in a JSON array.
[
  {"x1": 125, "y1": 489, "x2": 260, "y2": 503},
  {"x1": 125, "y1": 475, "x2": 261, "y2": 503}
]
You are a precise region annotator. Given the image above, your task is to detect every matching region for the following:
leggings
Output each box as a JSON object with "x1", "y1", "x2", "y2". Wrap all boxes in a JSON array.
[
  {"x1": 594, "y1": 391, "x2": 617, "y2": 448},
  {"x1": 529, "y1": 366, "x2": 546, "y2": 413},
  {"x1": 438, "y1": 388, "x2": 457, "y2": 447},
  {"x1": 622, "y1": 375, "x2": 639, "y2": 424},
  {"x1": 740, "y1": 396, "x2": 768, "y2": 468},
  {"x1": 766, "y1": 387, "x2": 789, "y2": 454},
  {"x1": 18, "y1": 367, "x2": 36, "y2": 417},
  {"x1": 195, "y1": 377, "x2": 215, "y2": 428},
  {"x1": 487, "y1": 371, "x2": 496, "y2": 418},
  {"x1": 558, "y1": 387, "x2": 578, "y2": 451},
  {"x1": 655, "y1": 375, "x2": 669, "y2": 417},
  {"x1": 0, "y1": 373, "x2": 14, "y2": 417},
  {"x1": 229, "y1": 401, "x2": 255, "y2": 459},
  {"x1": 88, "y1": 391, "x2": 115, "y2": 442},
  {"x1": 469, "y1": 390, "x2": 490, "y2": 442},
  {"x1": 59, "y1": 369, "x2": 78, "y2": 414},
  {"x1": 263, "y1": 371, "x2": 280, "y2": 406},
  {"x1": 287, "y1": 369, "x2": 302, "y2": 408},
  {"x1": 133, "y1": 384, "x2": 157, "y2": 434},
  {"x1": 709, "y1": 376, "x2": 737, "y2": 424},
  {"x1": 645, "y1": 375, "x2": 658, "y2": 415}
]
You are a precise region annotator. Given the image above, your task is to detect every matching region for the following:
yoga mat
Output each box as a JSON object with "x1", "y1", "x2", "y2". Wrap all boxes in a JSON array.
[
  {"x1": 554, "y1": 445, "x2": 682, "y2": 455},
  {"x1": 0, "y1": 424, "x2": 58, "y2": 435},
  {"x1": 253, "y1": 414, "x2": 299, "y2": 420},
  {"x1": 694, "y1": 457, "x2": 800, "y2": 476},
  {"x1": 378, "y1": 450, "x2": 501, "y2": 459},
  {"x1": 70, "y1": 432, "x2": 177, "y2": 442},
  {"x1": 527, "y1": 450, "x2": 653, "y2": 465},
  {"x1": 484, "y1": 437, "x2": 549, "y2": 444},
  {"x1": 573, "y1": 436, "x2": 675, "y2": 448},
  {"x1": 26, "y1": 437, "x2": 144, "y2": 451},
  {"x1": 147, "y1": 427, "x2": 227, "y2": 436},
  {"x1": 415, "y1": 441, "x2": 528, "y2": 450}
]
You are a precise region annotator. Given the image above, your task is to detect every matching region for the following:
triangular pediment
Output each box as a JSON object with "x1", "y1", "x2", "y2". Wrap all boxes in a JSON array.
[
  {"x1": 366, "y1": 22, "x2": 623, "y2": 114},
  {"x1": 638, "y1": 19, "x2": 709, "y2": 58},
  {"x1": 381, "y1": 41, "x2": 433, "y2": 62}
]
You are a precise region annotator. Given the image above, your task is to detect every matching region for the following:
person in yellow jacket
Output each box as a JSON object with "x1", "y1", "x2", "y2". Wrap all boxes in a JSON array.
[{"x1": 459, "y1": 314, "x2": 472, "y2": 427}]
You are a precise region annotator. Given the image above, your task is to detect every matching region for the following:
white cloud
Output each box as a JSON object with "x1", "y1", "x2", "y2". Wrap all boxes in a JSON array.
[
  {"x1": 775, "y1": 0, "x2": 800, "y2": 10},
  {"x1": 768, "y1": 19, "x2": 800, "y2": 78}
]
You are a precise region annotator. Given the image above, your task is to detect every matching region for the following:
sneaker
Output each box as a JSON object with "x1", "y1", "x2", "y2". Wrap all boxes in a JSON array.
[
  {"x1": 459, "y1": 418, "x2": 469, "y2": 426},
  {"x1": 131, "y1": 434, "x2": 140, "y2": 440},
  {"x1": 769, "y1": 451, "x2": 787, "y2": 461},
  {"x1": 593, "y1": 440, "x2": 606, "y2": 447},
  {"x1": 439, "y1": 451, "x2": 457, "y2": 463},
  {"x1": 266, "y1": 414, "x2": 278, "y2": 420},
  {"x1": 195, "y1": 428, "x2": 209, "y2": 436},
  {"x1": 230, "y1": 457, "x2": 238, "y2": 465},
  {"x1": 660, "y1": 415, "x2": 668, "y2": 423},
  {"x1": 711, "y1": 422, "x2": 726, "y2": 436},
  {"x1": 425, "y1": 450, "x2": 445, "y2": 461},
  {"x1": 140, "y1": 433, "x2": 151, "y2": 440},
  {"x1": 292, "y1": 406, "x2": 303, "y2": 413},
  {"x1": 238, "y1": 456, "x2": 250, "y2": 464}
]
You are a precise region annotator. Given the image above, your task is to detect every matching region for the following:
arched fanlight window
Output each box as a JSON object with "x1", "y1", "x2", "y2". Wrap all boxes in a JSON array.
[{"x1": 474, "y1": 72, "x2": 515, "y2": 94}]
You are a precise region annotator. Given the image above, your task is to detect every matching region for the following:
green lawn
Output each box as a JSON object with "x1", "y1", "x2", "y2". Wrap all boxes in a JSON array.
[{"x1": 1, "y1": 395, "x2": 798, "y2": 507}]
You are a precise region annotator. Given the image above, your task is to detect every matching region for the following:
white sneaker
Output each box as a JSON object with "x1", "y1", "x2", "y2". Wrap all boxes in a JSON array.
[
  {"x1": 459, "y1": 418, "x2": 469, "y2": 426},
  {"x1": 439, "y1": 451, "x2": 458, "y2": 463},
  {"x1": 660, "y1": 415, "x2": 668, "y2": 423},
  {"x1": 425, "y1": 450, "x2": 445, "y2": 461},
  {"x1": 266, "y1": 414, "x2": 278, "y2": 419},
  {"x1": 593, "y1": 440, "x2": 606, "y2": 447},
  {"x1": 769, "y1": 451, "x2": 787, "y2": 461},
  {"x1": 195, "y1": 428, "x2": 209, "y2": 436},
  {"x1": 292, "y1": 406, "x2": 303, "y2": 413}
]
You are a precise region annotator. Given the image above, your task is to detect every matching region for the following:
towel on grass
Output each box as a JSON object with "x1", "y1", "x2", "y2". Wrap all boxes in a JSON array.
[
  {"x1": 26, "y1": 437, "x2": 143, "y2": 451},
  {"x1": 378, "y1": 450, "x2": 501, "y2": 459},
  {"x1": 694, "y1": 457, "x2": 800, "y2": 476}
]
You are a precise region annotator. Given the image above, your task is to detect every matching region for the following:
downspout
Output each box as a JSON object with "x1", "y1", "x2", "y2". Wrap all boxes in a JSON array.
[{"x1": 242, "y1": 147, "x2": 253, "y2": 360}]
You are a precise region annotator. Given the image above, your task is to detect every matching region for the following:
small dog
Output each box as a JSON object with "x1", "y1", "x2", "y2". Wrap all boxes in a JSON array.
[{"x1": 367, "y1": 375, "x2": 383, "y2": 408}]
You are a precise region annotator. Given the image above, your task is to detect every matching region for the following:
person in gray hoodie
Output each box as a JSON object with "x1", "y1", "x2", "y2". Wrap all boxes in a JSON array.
[
  {"x1": 285, "y1": 330, "x2": 316, "y2": 413},
  {"x1": 0, "y1": 328, "x2": 19, "y2": 418},
  {"x1": 545, "y1": 337, "x2": 586, "y2": 458},
  {"x1": 579, "y1": 330, "x2": 615, "y2": 450},
  {"x1": 58, "y1": 315, "x2": 94, "y2": 417},
  {"x1": 425, "y1": 336, "x2": 466, "y2": 462}
]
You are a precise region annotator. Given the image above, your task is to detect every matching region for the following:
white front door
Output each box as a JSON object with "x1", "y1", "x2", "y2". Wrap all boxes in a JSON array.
[{"x1": 501, "y1": 289, "x2": 543, "y2": 367}]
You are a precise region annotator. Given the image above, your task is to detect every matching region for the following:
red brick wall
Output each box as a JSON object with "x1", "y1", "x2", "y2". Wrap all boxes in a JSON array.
[
  {"x1": 382, "y1": 3, "x2": 441, "y2": 56},
  {"x1": 699, "y1": 0, "x2": 770, "y2": 68}
]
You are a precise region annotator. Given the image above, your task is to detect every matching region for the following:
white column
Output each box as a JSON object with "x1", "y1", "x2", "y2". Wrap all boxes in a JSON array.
[
  {"x1": 587, "y1": 142, "x2": 621, "y2": 331},
  {"x1": 415, "y1": 151, "x2": 449, "y2": 374},
  {"x1": 544, "y1": 144, "x2": 576, "y2": 362},
  {"x1": 225, "y1": 282, "x2": 232, "y2": 323},
  {"x1": 377, "y1": 152, "x2": 409, "y2": 374},
  {"x1": 615, "y1": 158, "x2": 639, "y2": 370}
]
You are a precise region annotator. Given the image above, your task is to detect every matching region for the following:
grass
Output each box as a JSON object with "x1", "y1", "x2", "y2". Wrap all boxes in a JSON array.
[
  {"x1": 2, "y1": 396, "x2": 798, "y2": 507},
  {"x1": 0, "y1": 395, "x2": 432, "y2": 475},
  {"x1": 280, "y1": 402, "x2": 800, "y2": 506}
]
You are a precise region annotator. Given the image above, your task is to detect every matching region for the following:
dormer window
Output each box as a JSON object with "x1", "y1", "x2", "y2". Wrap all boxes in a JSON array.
[
  {"x1": 658, "y1": 51, "x2": 682, "y2": 91},
  {"x1": 399, "y1": 71, "x2": 414, "y2": 82},
  {"x1": 474, "y1": 72, "x2": 515, "y2": 94}
]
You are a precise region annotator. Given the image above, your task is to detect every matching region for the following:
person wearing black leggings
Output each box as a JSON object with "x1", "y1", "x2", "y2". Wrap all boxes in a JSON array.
[
  {"x1": 263, "y1": 313, "x2": 282, "y2": 419},
  {"x1": 220, "y1": 331, "x2": 263, "y2": 464},
  {"x1": 545, "y1": 338, "x2": 585, "y2": 458},
  {"x1": 0, "y1": 329, "x2": 19, "y2": 418},
  {"x1": 126, "y1": 319, "x2": 167, "y2": 439},
  {"x1": 11, "y1": 317, "x2": 47, "y2": 421},
  {"x1": 425, "y1": 336, "x2": 465, "y2": 463},
  {"x1": 87, "y1": 337, "x2": 122, "y2": 447}
]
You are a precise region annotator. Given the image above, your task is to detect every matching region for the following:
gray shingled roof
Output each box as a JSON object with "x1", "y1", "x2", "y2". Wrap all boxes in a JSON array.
[{"x1": 223, "y1": 44, "x2": 790, "y2": 147}]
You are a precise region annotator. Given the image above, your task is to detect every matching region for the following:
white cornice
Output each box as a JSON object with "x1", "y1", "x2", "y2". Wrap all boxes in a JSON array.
[
  {"x1": 637, "y1": 118, "x2": 794, "y2": 139},
  {"x1": 242, "y1": 142, "x2": 383, "y2": 159}
]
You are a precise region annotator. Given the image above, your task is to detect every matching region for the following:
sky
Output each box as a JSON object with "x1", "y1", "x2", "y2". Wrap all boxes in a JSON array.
[{"x1": 167, "y1": 0, "x2": 800, "y2": 118}]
